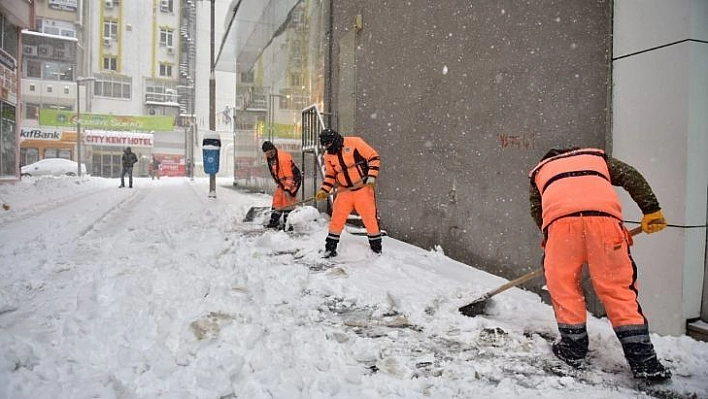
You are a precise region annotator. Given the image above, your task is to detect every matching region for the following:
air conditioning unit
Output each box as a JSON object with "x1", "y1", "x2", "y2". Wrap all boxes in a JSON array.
[
  {"x1": 55, "y1": 50, "x2": 66, "y2": 58},
  {"x1": 167, "y1": 47, "x2": 174, "y2": 55},
  {"x1": 38, "y1": 45, "x2": 51, "y2": 56},
  {"x1": 105, "y1": 0, "x2": 114, "y2": 9},
  {"x1": 104, "y1": 38, "x2": 112, "y2": 47},
  {"x1": 23, "y1": 45, "x2": 38, "y2": 56},
  {"x1": 160, "y1": 0, "x2": 170, "y2": 11}
]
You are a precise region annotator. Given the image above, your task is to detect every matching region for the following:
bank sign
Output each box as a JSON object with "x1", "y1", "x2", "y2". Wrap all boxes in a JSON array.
[
  {"x1": 39, "y1": 109, "x2": 174, "y2": 131},
  {"x1": 20, "y1": 128, "x2": 63, "y2": 141}
]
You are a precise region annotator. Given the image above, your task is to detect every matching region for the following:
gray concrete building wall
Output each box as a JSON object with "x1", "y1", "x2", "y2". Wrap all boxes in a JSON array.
[{"x1": 325, "y1": 2, "x2": 612, "y2": 286}]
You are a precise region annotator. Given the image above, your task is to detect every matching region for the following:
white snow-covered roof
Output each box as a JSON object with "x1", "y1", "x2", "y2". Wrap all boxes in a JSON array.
[{"x1": 21, "y1": 29, "x2": 78, "y2": 42}]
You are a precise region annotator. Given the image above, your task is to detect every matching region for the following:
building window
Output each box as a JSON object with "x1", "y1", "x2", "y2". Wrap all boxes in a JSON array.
[
  {"x1": 94, "y1": 74, "x2": 131, "y2": 99},
  {"x1": 48, "y1": 0, "x2": 78, "y2": 12},
  {"x1": 159, "y1": 0, "x2": 174, "y2": 13},
  {"x1": 146, "y1": 82, "x2": 177, "y2": 102},
  {"x1": 289, "y1": 72, "x2": 302, "y2": 87},
  {"x1": 159, "y1": 64, "x2": 172, "y2": 77},
  {"x1": 241, "y1": 71, "x2": 254, "y2": 84},
  {"x1": 43, "y1": 62, "x2": 74, "y2": 81},
  {"x1": 103, "y1": 56, "x2": 118, "y2": 71},
  {"x1": 38, "y1": 18, "x2": 77, "y2": 38},
  {"x1": 159, "y1": 28, "x2": 174, "y2": 48},
  {"x1": 24, "y1": 60, "x2": 42, "y2": 78},
  {"x1": 25, "y1": 104, "x2": 40, "y2": 120},
  {"x1": 104, "y1": 19, "x2": 118, "y2": 40}
]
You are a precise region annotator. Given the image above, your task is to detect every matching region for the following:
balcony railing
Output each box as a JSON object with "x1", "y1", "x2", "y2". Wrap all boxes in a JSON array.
[{"x1": 145, "y1": 92, "x2": 178, "y2": 103}]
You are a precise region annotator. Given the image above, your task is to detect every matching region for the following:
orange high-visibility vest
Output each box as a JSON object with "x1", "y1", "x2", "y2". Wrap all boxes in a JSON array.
[
  {"x1": 529, "y1": 148, "x2": 622, "y2": 230},
  {"x1": 321, "y1": 137, "x2": 380, "y2": 192}
]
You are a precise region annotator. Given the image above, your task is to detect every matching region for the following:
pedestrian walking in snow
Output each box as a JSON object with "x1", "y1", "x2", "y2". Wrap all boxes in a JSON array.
[
  {"x1": 120, "y1": 147, "x2": 139, "y2": 188},
  {"x1": 150, "y1": 155, "x2": 161, "y2": 180},
  {"x1": 262, "y1": 141, "x2": 302, "y2": 230},
  {"x1": 529, "y1": 147, "x2": 671, "y2": 382},
  {"x1": 315, "y1": 129, "x2": 382, "y2": 258}
]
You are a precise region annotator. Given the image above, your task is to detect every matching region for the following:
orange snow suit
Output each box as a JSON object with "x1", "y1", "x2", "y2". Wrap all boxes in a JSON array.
[
  {"x1": 320, "y1": 136, "x2": 381, "y2": 235},
  {"x1": 529, "y1": 148, "x2": 647, "y2": 328},
  {"x1": 266, "y1": 149, "x2": 301, "y2": 209}
]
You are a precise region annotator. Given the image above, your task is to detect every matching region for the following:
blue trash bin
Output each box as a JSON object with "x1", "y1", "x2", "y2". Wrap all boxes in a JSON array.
[{"x1": 202, "y1": 135, "x2": 221, "y2": 175}]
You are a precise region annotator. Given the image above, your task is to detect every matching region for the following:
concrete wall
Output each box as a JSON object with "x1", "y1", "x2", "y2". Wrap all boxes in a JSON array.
[
  {"x1": 326, "y1": 2, "x2": 612, "y2": 287},
  {"x1": 612, "y1": 0, "x2": 708, "y2": 336}
]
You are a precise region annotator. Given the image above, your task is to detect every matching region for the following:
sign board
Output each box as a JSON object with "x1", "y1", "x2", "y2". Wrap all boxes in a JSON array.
[{"x1": 40, "y1": 109, "x2": 174, "y2": 131}]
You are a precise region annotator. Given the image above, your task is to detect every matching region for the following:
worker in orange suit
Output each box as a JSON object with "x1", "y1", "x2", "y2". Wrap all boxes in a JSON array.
[
  {"x1": 315, "y1": 129, "x2": 381, "y2": 258},
  {"x1": 529, "y1": 147, "x2": 670, "y2": 382},
  {"x1": 262, "y1": 141, "x2": 302, "y2": 230}
]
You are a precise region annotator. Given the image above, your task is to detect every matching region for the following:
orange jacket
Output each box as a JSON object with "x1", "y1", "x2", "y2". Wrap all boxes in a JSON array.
[
  {"x1": 529, "y1": 148, "x2": 622, "y2": 230},
  {"x1": 266, "y1": 149, "x2": 301, "y2": 195},
  {"x1": 320, "y1": 136, "x2": 380, "y2": 193}
]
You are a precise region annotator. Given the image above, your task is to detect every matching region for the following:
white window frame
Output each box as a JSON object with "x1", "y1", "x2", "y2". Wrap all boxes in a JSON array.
[
  {"x1": 104, "y1": 19, "x2": 118, "y2": 40},
  {"x1": 159, "y1": 28, "x2": 174, "y2": 48}
]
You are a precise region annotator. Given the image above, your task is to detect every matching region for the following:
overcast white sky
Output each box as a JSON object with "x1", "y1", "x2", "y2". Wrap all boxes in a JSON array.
[{"x1": 1, "y1": 176, "x2": 706, "y2": 399}]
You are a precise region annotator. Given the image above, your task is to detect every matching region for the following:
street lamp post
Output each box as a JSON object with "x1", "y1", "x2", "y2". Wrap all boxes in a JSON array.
[{"x1": 75, "y1": 76, "x2": 96, "y2": 177}]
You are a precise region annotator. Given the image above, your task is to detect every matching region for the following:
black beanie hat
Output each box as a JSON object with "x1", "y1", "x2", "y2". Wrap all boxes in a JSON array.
[{"x1": 262, "y1": 141, "x2": 275, "y2": 152}]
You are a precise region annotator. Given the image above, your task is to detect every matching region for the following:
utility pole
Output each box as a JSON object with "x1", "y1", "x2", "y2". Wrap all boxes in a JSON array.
[{"x1": 208, "y1": 0, "x2": 217, "y2": 197}]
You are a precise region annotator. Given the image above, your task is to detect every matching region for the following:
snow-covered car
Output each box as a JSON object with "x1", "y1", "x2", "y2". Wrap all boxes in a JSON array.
[{"x1": 20, "y1": 158, "x2": 87, "y2": 177}]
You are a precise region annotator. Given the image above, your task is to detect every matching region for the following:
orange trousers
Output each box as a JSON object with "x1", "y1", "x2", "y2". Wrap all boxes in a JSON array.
[
  {"x1": 328, "y1": 186, "x2": 379, "y2": 235},
  {"x1": 272, "y1": 186, "x2": 298, "y2": 210},
  {"x1": 543, "y1": 216, "x2": 647, "y2": 328}
]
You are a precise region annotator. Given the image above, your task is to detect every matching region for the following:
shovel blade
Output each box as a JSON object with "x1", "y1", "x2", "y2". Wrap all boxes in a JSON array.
[
  {"x1": 243, "y1": 207, "x2": 271, "y2": 222},
  {"x1": 458, "y1": 296, "x2": 490, "y2": 317}
]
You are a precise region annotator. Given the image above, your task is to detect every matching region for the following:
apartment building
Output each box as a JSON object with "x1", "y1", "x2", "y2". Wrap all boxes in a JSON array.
[
  {"x1": 0, "y1": 1, "x2": 33, "y2": 181},
  {"x1": 20, "y1": 0, "x2": 198, "y2": 178}
]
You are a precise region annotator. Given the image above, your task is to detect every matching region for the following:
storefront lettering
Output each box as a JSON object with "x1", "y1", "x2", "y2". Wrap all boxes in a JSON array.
[
  {"x1": 85, "y1": 135, "x2": 153, "y2": 146},
  {"x1": 20, "y1": 129, "x2": 61, "y2": 140}
]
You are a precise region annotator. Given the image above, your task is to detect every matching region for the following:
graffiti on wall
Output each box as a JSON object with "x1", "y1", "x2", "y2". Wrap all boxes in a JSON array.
[{"x1": 499, "y1": 133, "x2": 536, "y2": 150}]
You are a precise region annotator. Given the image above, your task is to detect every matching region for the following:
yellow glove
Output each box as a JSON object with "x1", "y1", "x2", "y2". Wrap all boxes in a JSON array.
[
  {"x1": 641, "y1": 210, "x2": 667, "y2": 234},
  {"x1": 315, "y1": 190, "x2": 329, "y2": 201},
  {"x1": 366, "y1": 176, "x2": 376, "y2": 187}
]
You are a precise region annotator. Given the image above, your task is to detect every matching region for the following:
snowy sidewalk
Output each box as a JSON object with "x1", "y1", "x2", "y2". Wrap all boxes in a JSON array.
[{"x1": 0, "y1": 176, "x2": 706, "y2": 398}]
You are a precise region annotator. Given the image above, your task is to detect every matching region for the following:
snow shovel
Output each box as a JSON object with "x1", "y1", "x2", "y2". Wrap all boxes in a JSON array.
[
  {"x1": 242, "y1": 196, "x2": 316, "y2": 222},
  {"x1": 458, "y1": 225, "x2": 645, "y2": 317}
]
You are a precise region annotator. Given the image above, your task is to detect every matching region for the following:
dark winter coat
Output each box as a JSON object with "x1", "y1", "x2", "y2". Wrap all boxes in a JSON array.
[{"x1": 122, "y1": 150, "x2": 138, "y2": 168}]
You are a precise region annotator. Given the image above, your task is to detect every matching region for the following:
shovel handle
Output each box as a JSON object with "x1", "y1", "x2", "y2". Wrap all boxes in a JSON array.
[{"x1": 274, "y1": 196, "x2": 316, "y2": 211}]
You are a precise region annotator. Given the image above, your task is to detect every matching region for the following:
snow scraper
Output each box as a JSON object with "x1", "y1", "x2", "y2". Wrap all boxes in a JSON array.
[
  {"x1": 243, "y1": 196, "x2": 316, "y2": 222},
  {"x1": 458, "y1": 225, "x2": 645, "y2": 317}
]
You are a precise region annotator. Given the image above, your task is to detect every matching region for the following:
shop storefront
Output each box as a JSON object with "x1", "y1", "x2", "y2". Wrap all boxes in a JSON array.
[
  {"x1": 84, "y1": 130, "x2": 153, "y2": 177},
  {"x1": 0, "y1": 48, "x2": 18, "y2": 179},
  {"x1": 19, "y1": 127, "x2": 76, "y2": 165},
  {"x1": 37, "y1": 109, "x2": 182, "y2": 178}
]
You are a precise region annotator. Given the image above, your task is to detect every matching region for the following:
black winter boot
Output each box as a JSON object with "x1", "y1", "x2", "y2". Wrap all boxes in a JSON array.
[
  {"x1": 282, "y1": 211, "x2": 293, "y2": 231},
  {"x1": 552, "y1": 324, "x2": 589, "y2": 368},
  {"x1": 368, "y1": 233, "x2": 382, "y2": 254},
  {"x1": 616, "y1": 326, "x2": 671, "y2": 382},
  {"x1": 266, "y1": 211, "x2": 281, "y2": 229},
  {"x1": 323, "y1": 233, "x2": 339, "y2": 258}
]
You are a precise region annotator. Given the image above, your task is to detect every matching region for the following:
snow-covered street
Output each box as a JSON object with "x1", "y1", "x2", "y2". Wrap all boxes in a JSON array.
[{"x1": 1, "y1": 176, "x2": 706, "y2": 399}]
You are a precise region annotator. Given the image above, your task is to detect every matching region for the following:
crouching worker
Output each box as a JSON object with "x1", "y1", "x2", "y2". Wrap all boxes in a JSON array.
[
  {"x1": 262, "y1": 141, "x2": 302, "y2": 230},
  {"x1": 529, "y1": 147, "x2": 671, "y2": 382},
  {"x1": 315, "y1": 129, "x2": 382, "y2": 258}
]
